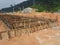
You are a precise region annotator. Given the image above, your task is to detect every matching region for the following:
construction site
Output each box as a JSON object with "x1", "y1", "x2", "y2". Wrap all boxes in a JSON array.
[{"x1": 0, "y1": 12, "x2": 60, "y2": 45}]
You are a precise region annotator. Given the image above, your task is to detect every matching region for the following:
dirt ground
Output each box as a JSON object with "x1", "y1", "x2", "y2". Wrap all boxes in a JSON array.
[
  {"x1": 0, "y1": 12, "x2": 60, "y2": 45},
  {"x1": 0, "y1": 27, "x2": 60, "y2": 45}
]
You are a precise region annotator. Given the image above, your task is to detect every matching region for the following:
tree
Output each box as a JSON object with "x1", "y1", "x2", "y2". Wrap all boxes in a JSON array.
[{"x1": 28, "y1": 0, "x2": 60, "y2": 12}]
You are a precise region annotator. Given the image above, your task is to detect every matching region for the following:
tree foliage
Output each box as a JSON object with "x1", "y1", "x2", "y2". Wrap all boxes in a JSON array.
[{"x1": 29, "y1": 0, "x2": 60, "y2": 12}]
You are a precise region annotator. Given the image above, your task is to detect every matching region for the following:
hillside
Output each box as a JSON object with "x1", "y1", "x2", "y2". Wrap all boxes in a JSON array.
[
  {"x1": 0, "y1": 0, "x2": 60, "y2": 12},
  {"x1": 0, "y1": 0, "x2": 33, "y2": 12}
]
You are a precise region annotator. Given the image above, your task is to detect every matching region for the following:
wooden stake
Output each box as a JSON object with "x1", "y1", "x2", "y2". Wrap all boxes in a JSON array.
[
  {"x1": 14, "y1": 30, "x2": 16, "y2": 37},
  {"x1": 7, "y1": 31, "x2": 11, "y2": 39},
  {"x1": 0, "y1": 33, "x2": 2, "y2": 40}
]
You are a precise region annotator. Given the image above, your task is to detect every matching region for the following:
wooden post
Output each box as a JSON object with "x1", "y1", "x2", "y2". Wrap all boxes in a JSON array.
[
  {"x1": 29, "y1": 28, "x2": 32, "y2": 33},
  {"x1": 39, "y1": 21, "x2": 41, "y2": 30},
  {"x1": 33, "y1": 27, "x2": 36, "y2": 32},
  {"x1": 14, "y1": 30, "x2": 16, "y2": 37},
  {"x1": 28, "y1": 21, "x2": 31, "y2": 35},
  {"x1": 7, "y1": 30, "x2": 11, "y2": 39},
  {"x1": 30, "y1": 27, "x2": 33, "y2": 33},
  {"x1": 19, "y1": 30, "x2": 22, "y2": 36},
  {"x1": 23, "y1": 20, "x2": 26, "y2": 28},
  {"x1": 0, "y1": 33, "x2": 2, "y2": 40},
  {"x1": 29, "y1": 19, "x2": 31, "y2": 28}
]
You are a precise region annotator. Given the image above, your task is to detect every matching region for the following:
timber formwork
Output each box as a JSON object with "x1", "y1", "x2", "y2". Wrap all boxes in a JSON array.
[{"x1": 0, "y1": 14, "x2": 58, "y2": 40}]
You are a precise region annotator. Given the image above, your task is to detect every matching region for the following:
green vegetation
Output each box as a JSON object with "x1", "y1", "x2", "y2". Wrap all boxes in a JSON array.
[
  {"x1": 29, "y1": 0, "x2": 60, "y2": 12},
  {"x1": 31, "y1": 4, "x2": 46, "y2": 12}
]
